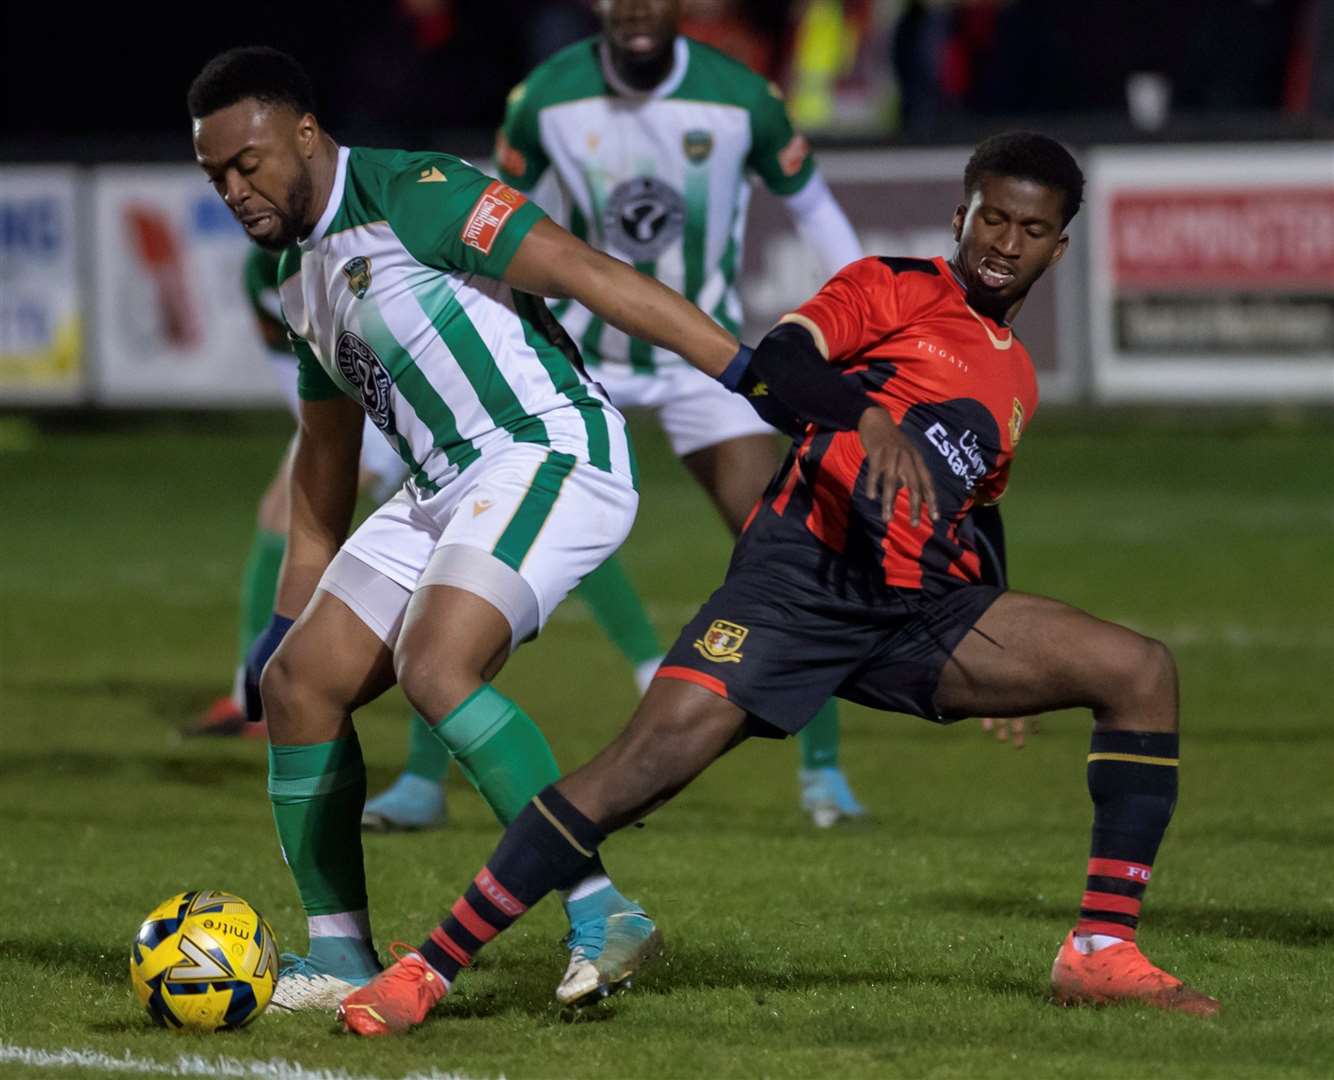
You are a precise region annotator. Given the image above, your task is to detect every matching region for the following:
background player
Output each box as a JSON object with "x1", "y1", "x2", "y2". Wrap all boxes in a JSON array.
[
  {"x1": 365, "y1": 0, "x2": 869, "y2": 832},
  {"x1": 338, "y1": 132, "x2": 1219, "y2": 1035},
  {"x1": 186, "y1": 246, "x2": 410, "y2": 739}
]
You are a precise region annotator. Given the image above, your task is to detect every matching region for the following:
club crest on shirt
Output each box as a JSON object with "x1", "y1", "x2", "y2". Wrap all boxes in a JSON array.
[
  {"x1": 683, "y1": 129, "x2": 713, "y2": 164},
  {"x1": 1009, "y1": 398, "x2": 1025, "y2": 445},
  {"x1": 342, "y1": 256, "x2": 372, "y2": 299},
  {"x1": 694, "y1": 619, "x2": 748, "y2": 664}
]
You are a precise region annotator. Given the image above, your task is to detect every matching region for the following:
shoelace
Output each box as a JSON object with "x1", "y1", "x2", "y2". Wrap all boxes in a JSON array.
[
  {"x1": 563, "y1": 920, "x2": 608, "y2": 959},
  {"x1": 277, "y1": 952, "x2": 320, "y2": 978}
]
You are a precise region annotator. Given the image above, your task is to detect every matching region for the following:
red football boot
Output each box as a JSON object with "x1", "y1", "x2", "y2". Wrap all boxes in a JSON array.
[
  {"x1": 183, "y1": 696, "x2": 266, "y2": 739},
  {"x1": 337, "y1": 944, "x2": 447, "y2": 1036},
  {"x1": 1050, "y1": 930, "x2": 1220, "y2": 1016}
]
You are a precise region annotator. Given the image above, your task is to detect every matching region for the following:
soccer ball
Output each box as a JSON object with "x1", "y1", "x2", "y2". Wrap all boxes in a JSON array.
[{"x1": 129, "y1": 890, "x2": 278, "y2": 1031}]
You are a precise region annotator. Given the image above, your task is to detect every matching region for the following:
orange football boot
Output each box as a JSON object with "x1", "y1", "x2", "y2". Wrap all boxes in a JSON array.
[
  {"x1": 337, "y1": 944, "x2": 447, "y2": 1036},
  {"x1": 1050, "y1": 931, "x2": 1219, "y2": 1016}
]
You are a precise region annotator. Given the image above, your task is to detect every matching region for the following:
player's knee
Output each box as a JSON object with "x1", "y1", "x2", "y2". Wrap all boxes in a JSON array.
[
  {"x1": 1107, "y1": 634, "x2": 1177, "y2": 719},
  {"x1": 393, "y1": 648, "x2": 474, "y2": 722},
  {"x1": 259, "y1": 651, "x2": 308, "y2": 739}
]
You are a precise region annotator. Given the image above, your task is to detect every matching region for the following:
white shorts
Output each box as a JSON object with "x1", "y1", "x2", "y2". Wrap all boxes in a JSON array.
[
  {"x1": 591, "y1": 361, "x2": 773, "y2": 458},
  {"x1": 324, "y1": 443, "x2": 638, "y2": 648},
  {"x1": 268, "y1": 351, "x2": 409, "y2": 499}
]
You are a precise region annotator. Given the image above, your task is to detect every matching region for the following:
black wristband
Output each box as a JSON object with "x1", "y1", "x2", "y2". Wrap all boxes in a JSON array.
[{"x1": 750, "y1": 322, "x2": 871, "y2": 432}]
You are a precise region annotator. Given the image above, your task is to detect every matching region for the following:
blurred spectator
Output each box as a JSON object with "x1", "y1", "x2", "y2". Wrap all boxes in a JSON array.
[
  {"x1": 318, "y1": 0, "x2": 597, "y2": 146},
  {"x1": 788, "y1": 0, "x2": 898, "y2": 132},
  {"x1": 680, "y1": 0, "x2": 797, "y2": 79}
]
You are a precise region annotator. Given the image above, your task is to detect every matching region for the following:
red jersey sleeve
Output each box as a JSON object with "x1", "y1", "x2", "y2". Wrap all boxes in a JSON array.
[{"x1": 789, "y1": 257, "x2": 902, "y2": 364}]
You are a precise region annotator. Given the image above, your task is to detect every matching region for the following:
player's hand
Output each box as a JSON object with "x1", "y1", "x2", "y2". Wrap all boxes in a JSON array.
[
  {"x1": 857, "y1": 408, "x2": 939, "y2": 527},
  {"x1": 981, "y1": 715, "x2": 1039, "y2": 749},
  {"x1": 242, "y1": 614, "x2": 294, "y2": 722}
]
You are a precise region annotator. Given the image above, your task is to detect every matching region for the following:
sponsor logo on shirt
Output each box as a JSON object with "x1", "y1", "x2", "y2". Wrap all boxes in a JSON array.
[
  {"x1": 926, "y1": 422, "x2": 987, "y2": 493},
  {"x1": 778, "y1": 133, "x2": 810, "y2": 177},
  {"x1": 335, "y1": 330, "x2": 397, "y2": 436},
  {"x1": 461, "y1": 180, "x2": 527, "y2": 256},
  {"x1": 416, "y1": 166, "x2": 448, "y2": 184},
  {"x1": 694, "y1": 619, "x2": 748, "y2": 664},
  {"x1": 604, "y1": 177, "x2": 685, "y2": 262}
]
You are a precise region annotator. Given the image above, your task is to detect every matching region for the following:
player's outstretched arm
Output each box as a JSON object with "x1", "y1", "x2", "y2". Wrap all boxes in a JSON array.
[
  {"x1": 274, "y1": 395, "x2": 365, "y2": 619},
  {"x1": 503, "y1": 218, "x2": 738, "y2": 378}
]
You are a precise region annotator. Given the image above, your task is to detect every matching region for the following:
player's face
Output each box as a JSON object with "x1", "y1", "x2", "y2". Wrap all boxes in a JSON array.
[
  {"x1": 950, "y1": 174, "x2": 1068, "y2": 315},
  {"x1": 193, "y1": 99, "x2": 318, "y2": 251},
  {"x1": 599, "y1": 0, "x2": 682, "y2": 64}
]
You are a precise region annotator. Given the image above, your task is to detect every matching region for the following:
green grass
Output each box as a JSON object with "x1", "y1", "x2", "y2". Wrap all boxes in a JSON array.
[{"x1": 1, "y1": 411, "x2": 1332, "y2": 1080}]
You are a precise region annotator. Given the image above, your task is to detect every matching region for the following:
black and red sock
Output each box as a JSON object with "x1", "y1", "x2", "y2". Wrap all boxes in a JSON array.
[
  {"x1": 1078, "y1": 730, "x2": 1179, "y2": 941},
  {"x1": 418, "y1": 785, "x2": 604, "y2": 981}
]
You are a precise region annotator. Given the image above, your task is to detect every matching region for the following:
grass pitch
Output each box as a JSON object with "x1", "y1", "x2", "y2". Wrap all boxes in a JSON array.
[{"x1": 1, "y1": 410, "x2": 1332, "y2": 1080}]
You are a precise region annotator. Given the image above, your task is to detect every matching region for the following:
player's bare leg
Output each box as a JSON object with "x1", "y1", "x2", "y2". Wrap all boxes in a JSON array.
[
  {"x1": 389, "y1": 579, "x2": 659, "y2": 1009},
  {"x1": 934, "y1": 591, "x2": 1218, "y2": 1016},
  {"x1": 260, "y1": 590, "x2": 397, "y2": 1009},
  {"x1": 338, "y1": 678, "x2": 742, "y2": 1035},
  {"x1": 685, "y1": 433, "x2": 865, "y2": 825}
]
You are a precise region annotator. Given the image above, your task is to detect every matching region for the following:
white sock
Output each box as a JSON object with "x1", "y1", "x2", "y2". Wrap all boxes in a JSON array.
[
  {"x1": 562, "y1": 874, "x2": 613, "y2": 904},
  {"x1": 1074, "y1": 932, "x2": 1126, "y2": 955},
  {"x1": 308, "y1": 909, "x2": 372, "y2": 941}
]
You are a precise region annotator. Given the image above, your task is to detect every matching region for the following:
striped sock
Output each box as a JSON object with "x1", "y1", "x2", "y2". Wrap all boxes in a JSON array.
[
  {"x1": 1077, "y1": 730, "x2": 1179, "y2": 943},
  {"x1": 418, "y1": 785, "x2": 604, "y2": 981}
]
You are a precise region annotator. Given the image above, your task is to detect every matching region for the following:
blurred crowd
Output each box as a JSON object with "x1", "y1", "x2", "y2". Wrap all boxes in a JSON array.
[
  {"x1": 2, "y1": 0, "x2": 1329, "y2": 144},
  {"x1": 306, "y1": 0, "x2": 1332, "y2": 142}
]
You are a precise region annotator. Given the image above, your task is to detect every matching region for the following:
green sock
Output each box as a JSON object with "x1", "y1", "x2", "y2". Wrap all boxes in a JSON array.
[
  {"x1": 427, "y1": 685, "x2": 559, "y2": 826},
  {"x1": 575, "y1": 555, "x2": 662, "y2": 666},
  {"x1": 268, "y1": 734, "x2": 368, "y2": 916},
  {"x1": 404, "y1": 712, "x2": 451, "y2": 782},
  {"x1": 799, "y1": 699, "x2": 840, "y2": 770},
  {"x1": 237, "y1": 528, "x2": 286, "y2": 663}
]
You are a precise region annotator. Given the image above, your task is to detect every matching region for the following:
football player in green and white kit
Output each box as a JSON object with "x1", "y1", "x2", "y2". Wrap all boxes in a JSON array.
[
  {"x1": 366, "y1": 0, "x2": 869, "y2": 832},
  {"x1": 189, "y1": 45, "x2": 818, "y2": 1012}
]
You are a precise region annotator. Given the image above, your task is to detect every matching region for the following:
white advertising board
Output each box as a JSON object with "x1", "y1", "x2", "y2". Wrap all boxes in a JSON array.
[
  {"x1": 91, "y1": 166, "x2": 283, "y2": 405},
  {"x1": 1088, "y1": 144, "x2": 1334, "y2": 402},
  {"x1": 0, "y1": 167, "x2": 85, "y2": 404}
]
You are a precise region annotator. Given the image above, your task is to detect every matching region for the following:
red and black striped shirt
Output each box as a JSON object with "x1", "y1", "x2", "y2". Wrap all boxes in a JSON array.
[{"x1": 747, "y1": 255, "x2": 1039, "y2": 591}]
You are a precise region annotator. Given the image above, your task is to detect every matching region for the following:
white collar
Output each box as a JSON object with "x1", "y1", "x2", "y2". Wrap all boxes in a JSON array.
[
  {"x1": 599, "y1": 35, "x2": 689, "y2": 100},
  {"x1": 301, "y1": 144, "x2": 350, "y2": 250}
]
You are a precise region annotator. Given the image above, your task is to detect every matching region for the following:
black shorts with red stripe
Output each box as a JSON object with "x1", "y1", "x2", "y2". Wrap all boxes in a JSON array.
[{"x1": 656, "y1": 536, "x2": 1004, "y2": 736}]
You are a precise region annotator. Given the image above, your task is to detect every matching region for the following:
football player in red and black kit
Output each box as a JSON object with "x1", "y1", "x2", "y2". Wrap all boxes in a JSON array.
[{"x1": 337, "y1": 133, "x2": 1219, "y2": 1034}]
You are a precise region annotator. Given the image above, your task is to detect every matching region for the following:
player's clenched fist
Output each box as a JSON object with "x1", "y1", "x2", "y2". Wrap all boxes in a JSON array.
[{"x1": 858, "y1": 409, "x2": 939, "y2": 527}]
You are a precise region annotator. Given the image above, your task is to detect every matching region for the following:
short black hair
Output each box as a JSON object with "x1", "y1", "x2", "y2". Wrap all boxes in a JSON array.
[
  {"x1": 187, "y1": 46, "x2": 315, "y2": 120},
  {"x1": 963, "y1": 132, "x2": 1085, "y2": 227}
]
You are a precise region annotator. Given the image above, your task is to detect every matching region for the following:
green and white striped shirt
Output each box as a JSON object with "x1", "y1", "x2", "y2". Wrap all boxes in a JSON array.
[
  {"x1": 496, "y1": 35, "x2": 817, "y2": 373},
  {"x1": 279, "y1": 145, "x2": 634, "y2": 494}
]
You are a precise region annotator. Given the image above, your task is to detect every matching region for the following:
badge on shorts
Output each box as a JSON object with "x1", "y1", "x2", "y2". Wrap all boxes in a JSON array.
[
  {"x1": 694, "y1": 619, "x2": 748, "y2": 664},
  {"x1": 343, "y1": 255, "x2": 372, "y2": 299}
]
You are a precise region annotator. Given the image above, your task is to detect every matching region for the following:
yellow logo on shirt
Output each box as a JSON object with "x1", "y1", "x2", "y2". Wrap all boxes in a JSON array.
[{"x1": 1009, "y1": 398, "x2": 1025, "y2": 445}]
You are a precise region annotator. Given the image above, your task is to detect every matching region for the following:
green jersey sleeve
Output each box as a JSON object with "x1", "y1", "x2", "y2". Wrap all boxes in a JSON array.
[
  {"x1": 746, "y1": 81, "x2": 816, "y2": 197},
  {"x1": 242, "y1": 248, "x2": 290, "y2": 353},
  {"x1": 387, "y1": 156, "x2": 547, "y2": 279},
  {"x1": 495, "y1": 81, "x2": 550, "y2": 192},
  {"x1": 292, "y1": 330, "x2": 342, "y2": 401}
]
